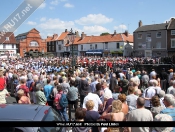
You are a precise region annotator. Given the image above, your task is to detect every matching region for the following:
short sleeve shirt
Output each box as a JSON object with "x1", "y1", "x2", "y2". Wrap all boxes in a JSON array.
[{"x1": 0, "y1": 89, "x2": 8, "y2": 104}]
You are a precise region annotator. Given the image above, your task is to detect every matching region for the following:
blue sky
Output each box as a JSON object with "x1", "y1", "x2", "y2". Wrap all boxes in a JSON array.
[{"x1": 0, "y1": 0, "x2": 175, "y2": 38}]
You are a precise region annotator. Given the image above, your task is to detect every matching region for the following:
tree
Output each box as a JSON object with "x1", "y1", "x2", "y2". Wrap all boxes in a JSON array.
[{"x1": 100, "y1": 32, "x2": 110, "y2": 36}]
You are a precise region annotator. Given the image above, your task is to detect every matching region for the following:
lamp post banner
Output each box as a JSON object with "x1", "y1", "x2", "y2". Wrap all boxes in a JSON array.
[{"x1": 0, "y1": 0, "x2": 45, "y2": 44}]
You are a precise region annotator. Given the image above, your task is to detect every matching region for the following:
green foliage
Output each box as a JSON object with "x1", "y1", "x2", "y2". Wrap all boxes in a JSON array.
[{"x1": 100, "y1": 32, "x2": 110, "y2": 36}]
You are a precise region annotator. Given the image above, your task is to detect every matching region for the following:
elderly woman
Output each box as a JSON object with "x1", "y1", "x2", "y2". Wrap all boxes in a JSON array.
[
  {"x1": 150, "y1": 96, "x2": 165, "y2": 118},
  {"x1": 118, "y1": 94, "x2": 129, "y2": 115},
  {"x1": 103, "y1": 89, "x2": 113, "y2": 112}
]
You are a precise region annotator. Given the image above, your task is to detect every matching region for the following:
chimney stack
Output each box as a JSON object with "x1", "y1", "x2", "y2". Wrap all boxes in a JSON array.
[
  {"x1": 139, "y1": 20, "x2": 142, "y2": 27},
  {"x1": 65, "y1": 29, "x2": 67, "y2": 32},
  {"x1": 125, "y1": 30, "x2": 129, "y2": 37},
  {"x1": 81, "y1": 32, "x2": 86, "y2": 39},
  {"x1": 114, "y1": 30, "x2": 116, "y2": 35},
  {"x1": 76, "y1": 31, "x2": 80, "y2": 38}
]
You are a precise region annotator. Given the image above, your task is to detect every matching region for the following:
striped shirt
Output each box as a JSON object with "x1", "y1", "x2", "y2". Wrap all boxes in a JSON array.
[{"x1": 161, "y1": 107, "x2": 175, "y2": 121}]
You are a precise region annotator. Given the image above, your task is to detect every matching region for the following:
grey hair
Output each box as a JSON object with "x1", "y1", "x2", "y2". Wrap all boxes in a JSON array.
[
  {"x1": 112, "y1": 73, "x2": 116, "y2": 78},
  {"x1": 170, "y1": 89, "x2": 175, "y2": 97},
  {"x1": 159, "y1": 90, "x2": 165, "y2": 98},
  {"x1": 36, "y1": 83, "x2": 42, "y2": 91},
  {"x1": 164, "y1": 94, "x2": 175, "y2": 105},
  {"x1": 149, "y1": 80, "x2": 154, "y2": 86}
]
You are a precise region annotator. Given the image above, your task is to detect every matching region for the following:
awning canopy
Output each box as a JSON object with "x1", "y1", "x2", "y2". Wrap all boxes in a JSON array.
[{"x1": 86, "y1": 52, "x2": 102, "y2": 54}]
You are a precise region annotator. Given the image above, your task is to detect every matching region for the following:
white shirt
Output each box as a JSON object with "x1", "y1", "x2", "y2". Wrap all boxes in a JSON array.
[
  {"x1": 143, "y1": 86, "x2": 156, "y2": 107},
  {"x1": 167, "y1": 86, "x2": 174, "y2": 94},
  {"x1": 83, "y1": 93, "x2": 102, "y2": 111}
]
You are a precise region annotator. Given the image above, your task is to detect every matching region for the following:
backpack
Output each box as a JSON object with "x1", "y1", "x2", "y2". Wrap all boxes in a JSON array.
[
  {"x1": 59, "y1": 94, "x2": 68, "y2": 108},
  {"x1": 49, "y1": 87, "x2": 55, "y2": 100}
]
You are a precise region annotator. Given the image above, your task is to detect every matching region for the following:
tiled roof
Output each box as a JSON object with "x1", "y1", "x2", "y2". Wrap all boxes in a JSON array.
[
  {"x1": 121, "y1": 34, "x2": 133, "y2": 43},
  {"x1": 0, "y1": 32, "x2": 17, "y2": 44},
  {"x1": 134, "y1": 23, "x2": 168, "y2": 32},
  {"x1": 46, "y1": 36, "x2": 53, "y2": 42},
  {"x1": 168, "y1": 18, "x2": 175, "y2": 29},
  {"x1": 15, "y1": 32, "x2": 28, "y2": 38},
  {"x1": 58, "y1": 32, "x2": 69, "y2": 40},
  {"x1": 73, "y1": 33, "x2": 132, "y2": 45}
]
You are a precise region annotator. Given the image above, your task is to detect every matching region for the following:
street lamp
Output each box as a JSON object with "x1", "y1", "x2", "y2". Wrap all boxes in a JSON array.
[{"x1": 67, "y1": 28, "x2": 76, "y2": 71}]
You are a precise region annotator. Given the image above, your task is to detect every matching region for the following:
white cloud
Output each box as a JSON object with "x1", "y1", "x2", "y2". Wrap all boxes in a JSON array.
[
  {"x1": 50, "y1": 0, "x2": 59, "y2": 5},
  {"x1": 164, "y1": 17, "x2": 175, "y2": 23},
  {"x1": 75, "y1": 14, "x2": 113, "y2": 25},
  {"x1": 38, "y1": 18, "x2": 75, "y2": 38},
  {"x1": 82, "y1": 25, "x2": 110, "y2": 36},
  {"x1": 64, "y1": 3, "x2": 74, "y2": 8},
  {"x1": 114, "y1": 24, "x2": 127, "y2": 33},
  {"x1": 27, "y1": 21, "x2": 37, "y2": 25},
  {"x1": 49, "y1": 6, "x2": 55, "y2": 10},
  {"x1": 38, "y1": 2, "x2": 46, "y2": 9},
  {"x1": 40, "y1": 17, "x2": 46, "y2": 22}
]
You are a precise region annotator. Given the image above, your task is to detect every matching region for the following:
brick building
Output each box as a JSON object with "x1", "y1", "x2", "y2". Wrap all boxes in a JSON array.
[{"x1": 15, "y1": 28, "x2": 47, "y2": 57}]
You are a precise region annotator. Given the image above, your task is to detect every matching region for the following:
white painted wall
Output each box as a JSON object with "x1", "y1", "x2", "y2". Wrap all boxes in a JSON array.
[{"x1": 0, "y1": 44, "x2": 17, "y2": 56}]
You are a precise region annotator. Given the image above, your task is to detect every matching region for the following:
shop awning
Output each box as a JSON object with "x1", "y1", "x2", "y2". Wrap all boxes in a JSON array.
[{"x1": 86, "y1": 52, "x2": 102, "y2": 54}]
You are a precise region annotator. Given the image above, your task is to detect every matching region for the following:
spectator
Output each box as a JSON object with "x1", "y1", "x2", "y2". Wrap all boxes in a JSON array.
[
  {"x1": 35, "y1": 83, "x2": 47, "y2": 105},
  {"x1": 72, "y1": 107, "x2": 91, "y2": 132},
  {"x1": 78, "y1": 73, "x2": 90, "y2": 107},
  {"x1": 159, "y1": 90, "x2": 166, "y2": 107},
  {"x1": 143, "y1": 80, "x2": 156, "y2": 110},
  {"x1": 150, "y1": 96, "x2": 165, "y2": 118},
  {"x1": 112, "y1": 85, "x2": 121, "y2": 100},
  {"x1": 44, "y1": 78, "x2": 54, "y2": 107},
  {"x1": 17, "y1": 89, "x2": 31, "y2": 104},
  {"x1": 127, "y1": 97, "x2": 153, "y2": 132},
  {"x1": 54, "y1": 85, "x2": 69, "y2": 121},
  {"x1": 90, "y1": 74, "x2": 99, "y2": 93},
  {"x1": 83, "y1": 86, "x2": 103, "y2": 112},
  {"x1": 109, "y1": 73, "x2": 118, "y2": 92},
  {"x1": 118, "y1": 94, "x2": 129, "y2": 115},
  {"x1": 161, "y1": 94, "x2": 175, "y2": 121},
  {"x1": 67, "y1": 79, "x2": 78, "y2": 120},
  {"x1": 152, "y1": 114, "x2": 173, "y2": 132},
  {"x1": 126, "y1": 86, "x2": 138, "y2": 111}
]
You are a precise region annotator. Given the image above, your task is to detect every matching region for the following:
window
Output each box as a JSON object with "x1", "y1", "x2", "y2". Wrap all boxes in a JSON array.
[
  {"x1": 52, "y1": 46, "x2": 54, "y2": 51},
  {"x1": 49, "y1": 46, "x2": 51, "y2": 51},
  {"x1": 138, "y1": 43, "x2": 142, "y2": 49},
  {"x1": 171, "y1": 30, "x2": 175, "y2": 35},
  {"x1": 81, "y1": 45, "x2": 83, "y2": 50},
  {"x1": 6, "y1": 37, "x2": 9, "y2": 41},
  {"x1": 138, "y1": 34, "x2": 142, "y2": 39},
  {"x1": 3, "y1": 44, "x2": 6, "y2": 49},
  {"x1": 105, "y1": 42, "x2": 108, "y2": 49},
  {"x1": 171, "y1": 39, "x2": 175, "y2": 48},
  {"x1": 116, "y1": 43, "x2": 120, "y2": 49},
  {"x1": 156, "y1": 32, "x2": 161, "y2": 38},
  {"x1": 90, "y1": 44, "x2": 92, "y2": 49},
  {"x1": 156, "y1": 42, "x2": 161, "y2": 49},
  {"x1": 147, "y1": 33, "x2": 151, "y2": 37},
  {"x1": 30, "y1": 41, "x2": 38, "y2": 46},
  {"x1": 58, "y1": 45, "x2": 61, "y2": 50},
  {"x1": 12, "y1": 44, "x2": 14, "y2": 48},
  {"x1": 95, "y1": 44, "x2": 97, "y2": 49},
  {"x1": 146, "y1": 42, "x2": 151, "y2": 49}
]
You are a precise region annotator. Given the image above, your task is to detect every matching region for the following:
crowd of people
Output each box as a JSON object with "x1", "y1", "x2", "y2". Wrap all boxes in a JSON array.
[{"x1": 0, "y1": 56, "x2": 175, "y2": 132}]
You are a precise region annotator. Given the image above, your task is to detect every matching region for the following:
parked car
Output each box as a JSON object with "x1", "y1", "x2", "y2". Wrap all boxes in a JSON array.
[{"x1": 0, "y1": 104, "x2": 66, "y2": 132}]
